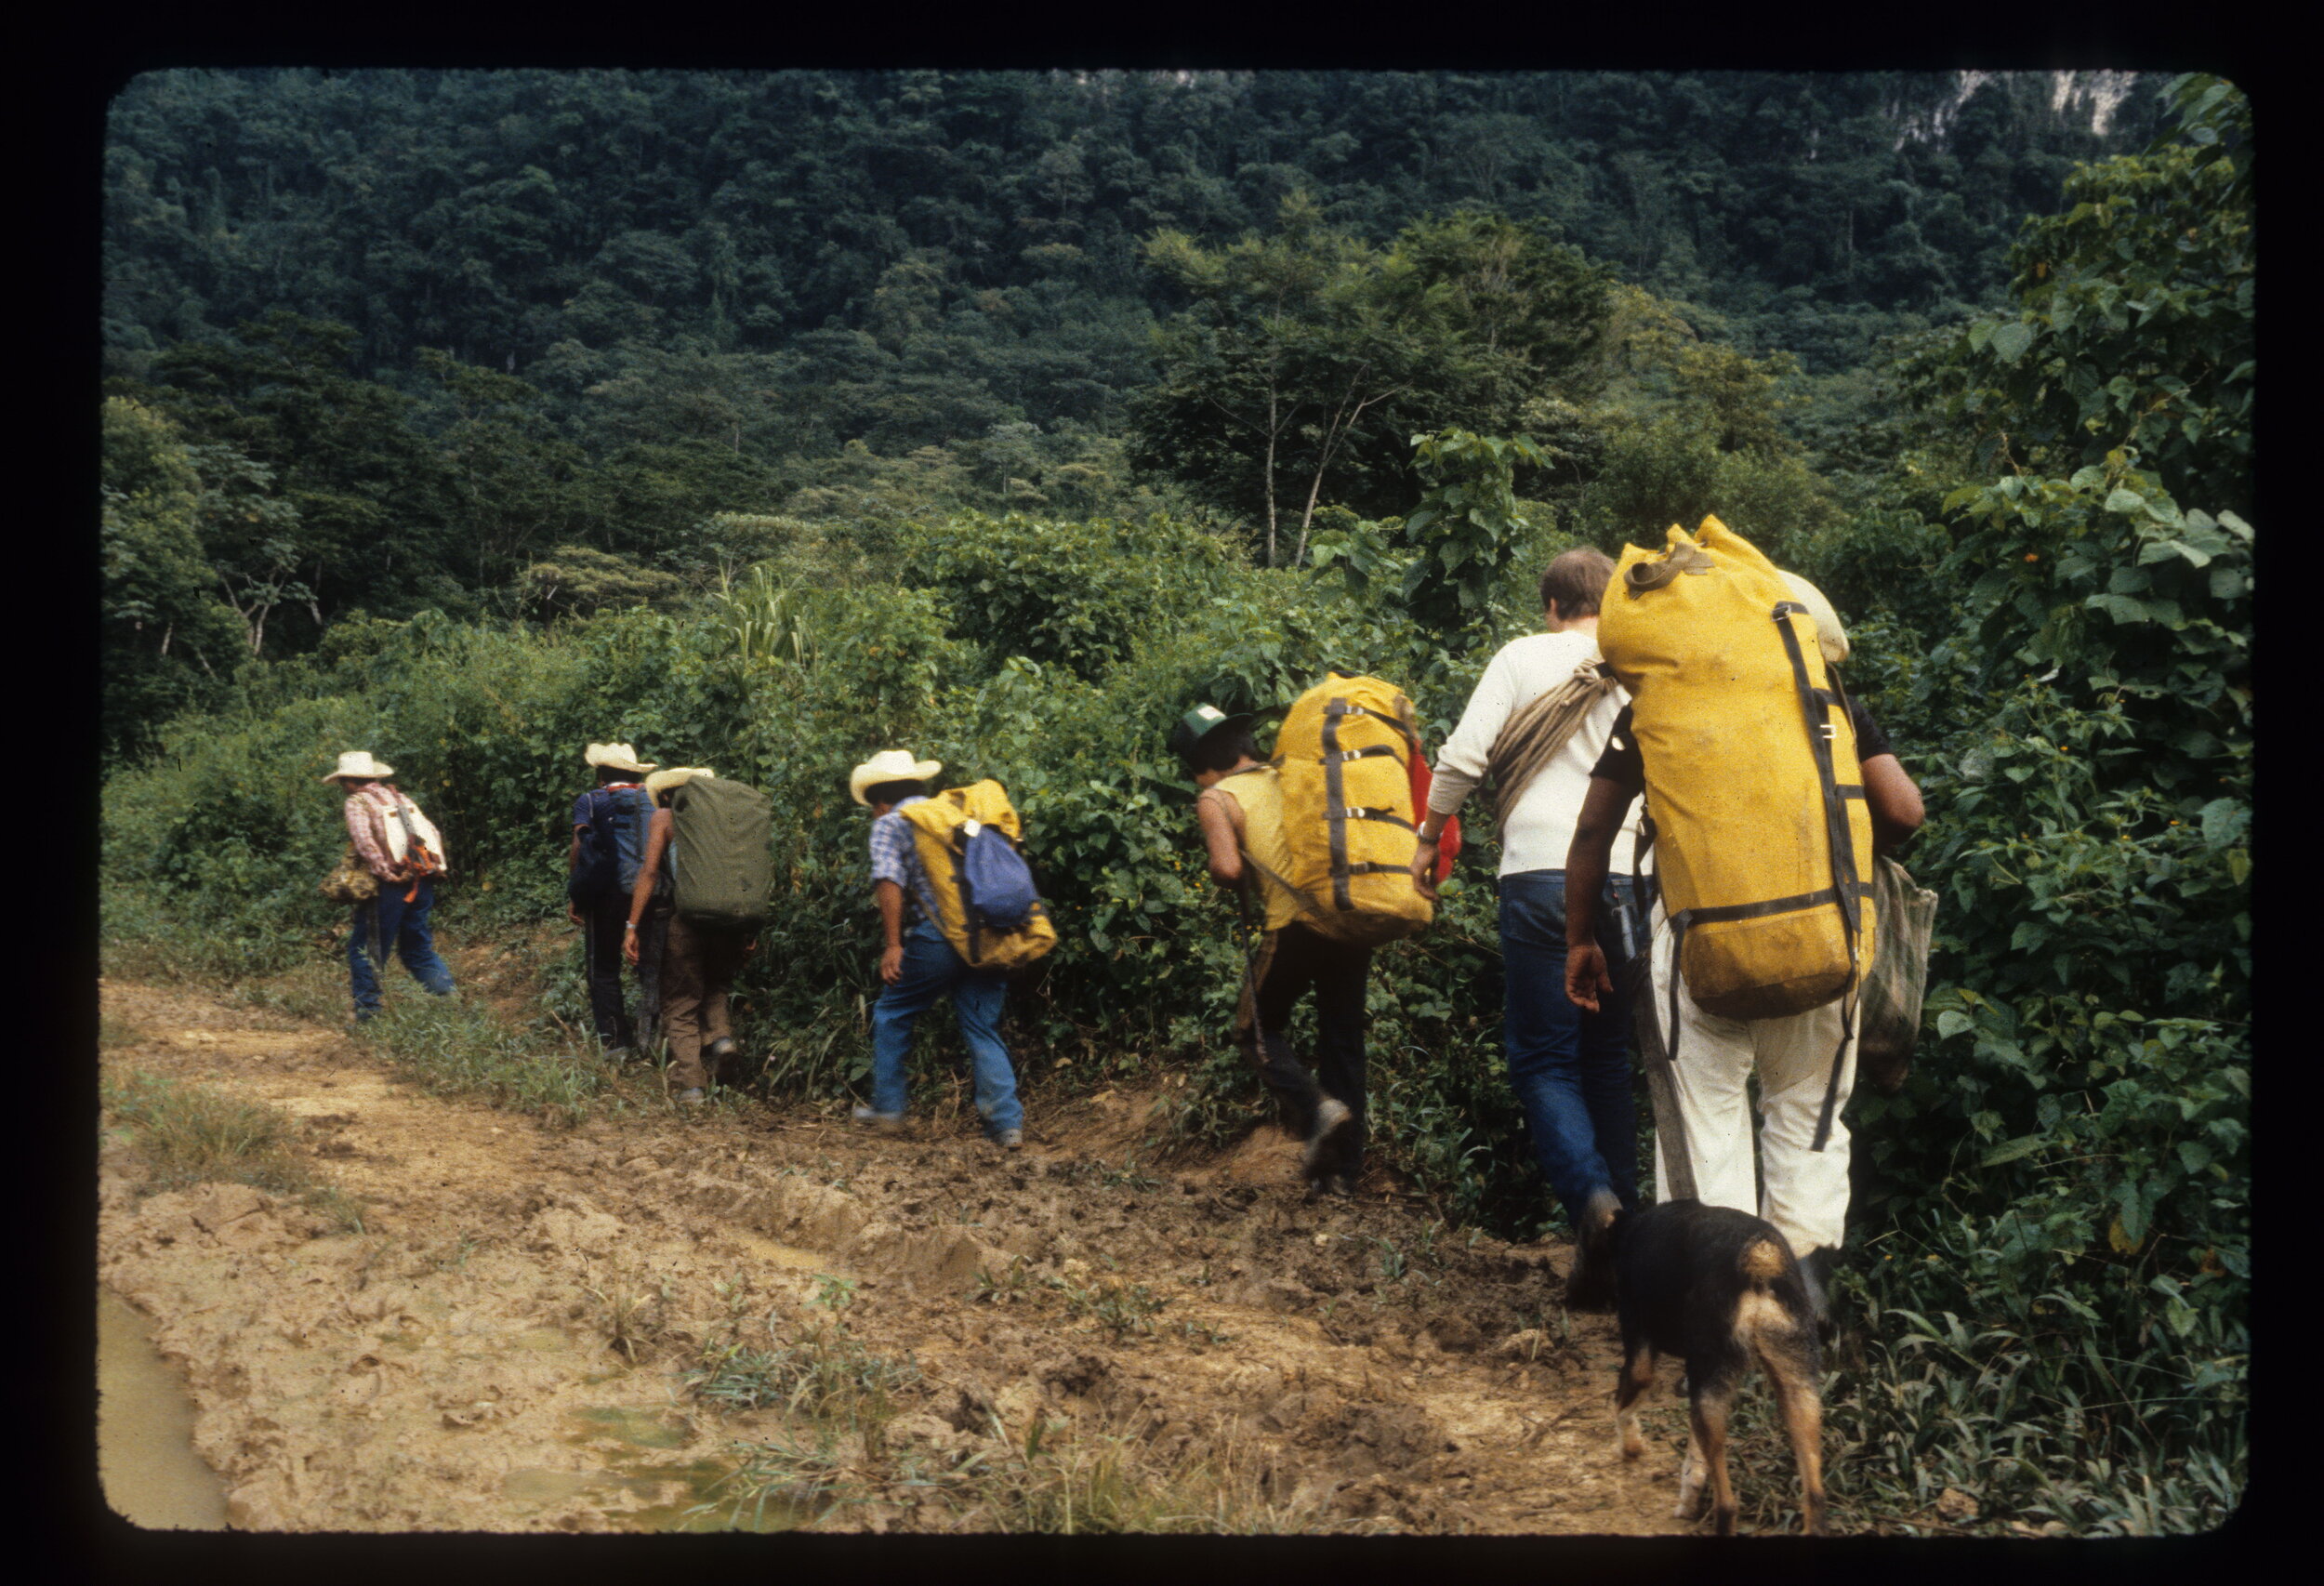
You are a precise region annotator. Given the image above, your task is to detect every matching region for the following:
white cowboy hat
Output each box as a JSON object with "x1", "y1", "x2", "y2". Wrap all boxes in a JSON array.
[
  {"x1": 585, "y1": 742, "x2": 659, "y2": 774},
  {"x1": 849, "y1": 749, "x2": 943, "y2": 807},
  {"x1": 643, "y1": 766, "x2": 715, "y2": 803},
  {"x1": 1779, "y1": 572, "x2": 1850, "y2": 667},
  {"x1": 323, "y1": 750, "x2": 396, "y2": 784}
]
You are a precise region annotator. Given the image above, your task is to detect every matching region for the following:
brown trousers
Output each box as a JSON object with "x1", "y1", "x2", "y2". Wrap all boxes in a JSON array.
[{"x1": 660, "y1": 914, "x2": 746, "y2": 1090}]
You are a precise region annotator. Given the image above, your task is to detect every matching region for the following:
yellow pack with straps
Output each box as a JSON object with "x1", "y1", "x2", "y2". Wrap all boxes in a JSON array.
[
  {"x1": 1597, "y1": 517, "x2": 1877, "y2": 1020},
  {"x1": 1269, "y1": 672, "x2": 1433, "y2": 948},
  {"x1": 900, "y1": 780, "x2": 1059, "y2": 971}
]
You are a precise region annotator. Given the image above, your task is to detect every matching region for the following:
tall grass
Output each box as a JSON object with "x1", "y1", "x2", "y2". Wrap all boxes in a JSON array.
[
  {"x1": 355, "y1": 992, "x2": 620, "y2": 1124},
  {"x1": 101, "y1": 1069, "x2": 316, "y2": 1196},
  {"x1": 99, "y1": 1068, "x2": 368, "y2": 1230}
]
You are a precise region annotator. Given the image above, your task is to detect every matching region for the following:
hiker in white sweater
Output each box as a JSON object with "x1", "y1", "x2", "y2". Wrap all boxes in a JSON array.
[{"x1": 1410, "y1": 548, "x2": 1646, "y2": 1289}]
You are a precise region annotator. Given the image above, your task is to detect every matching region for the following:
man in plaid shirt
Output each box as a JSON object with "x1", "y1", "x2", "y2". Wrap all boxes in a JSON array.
[
  {"x1": 852, "y1": 749, "x2": 1023, "y2": 1148},
  {"x1": 324, "y1": 750, "x2": 456, "y2": 1022}
]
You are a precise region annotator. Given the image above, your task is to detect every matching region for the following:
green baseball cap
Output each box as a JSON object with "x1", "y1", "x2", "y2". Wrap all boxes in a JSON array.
[{"x1": 1167, "y1": 703, "x2": 1253, "y2": 764}]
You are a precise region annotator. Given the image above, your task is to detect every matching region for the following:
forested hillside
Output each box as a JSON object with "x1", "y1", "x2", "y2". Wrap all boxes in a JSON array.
[
  {"x1": 100, "y1": 70, "x2": 2247, "y2": 1534},
  {"x1": 101, "y1": 68, "x2": 2161, "y2": 758}
]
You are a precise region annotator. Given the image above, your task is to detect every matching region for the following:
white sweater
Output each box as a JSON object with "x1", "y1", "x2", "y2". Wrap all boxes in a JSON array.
[{"x1": 1428, "y1": 630, "x2": 1642, "y2": 878}]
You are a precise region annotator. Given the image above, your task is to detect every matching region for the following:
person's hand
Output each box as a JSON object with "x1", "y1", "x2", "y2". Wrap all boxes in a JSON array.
[
  {"x1": 744, "y1": 937, "x2": 759, "y2": 958},
  {"x1": 568, "y1": 904, "x2": 586, "y2": 927},
  {"x1": 879, "y1": 943, "x2": 905, "y2": 985},
  {"x1": 622, "y1": 928, "x2": 640, "y2": 967},
  {"x1": 1409, "y1": 833, "x2": 1442, "y2": 902},
  {"x1": 1566, "y1": 939, "x2": 1613, "y2": 1014}
]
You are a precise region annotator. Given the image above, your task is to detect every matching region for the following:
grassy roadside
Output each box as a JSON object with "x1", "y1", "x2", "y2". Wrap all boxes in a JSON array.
[
  {"x1": 677, "y1": 1275, "x2": 1347, "y2": 1535},
  {"x1": 99, "y1": 1067, "x2": 370, "y2": 1232}
]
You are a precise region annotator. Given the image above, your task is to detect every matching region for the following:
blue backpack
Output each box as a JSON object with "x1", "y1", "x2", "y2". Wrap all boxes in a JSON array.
[
  {"x1": 960, "y1": 820, "x2": 1040, "y2": 931},
  {"x1": 568, "y1": 786, "x2": 654, "y2": 905}
]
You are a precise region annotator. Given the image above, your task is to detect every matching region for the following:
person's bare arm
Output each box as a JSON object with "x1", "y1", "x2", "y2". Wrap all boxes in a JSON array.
[
  {"x1": 1564, "y1": 774, "x2": 1640, "y2": 1013},
  {"x1": 1861, "y1": 753, "x2": 1924, "y2": 856},
  {"x1": 567, "y1": 827, "x2": 587, "y2": 925},
  {"x1": 621, "y1": 810, "x2": 671, "y2": 965},
  {"x1": 875, "y1": 879, "x2": 907, "y2": 984},
  {"x1": 1195, "y1": 789, "x2": 1246, "y2": 888}
]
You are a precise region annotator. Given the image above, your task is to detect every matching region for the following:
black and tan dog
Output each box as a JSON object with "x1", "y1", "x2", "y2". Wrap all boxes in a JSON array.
[{"x1": 1596, "y1": 1198, "x2": 1829, "y2": 1536}]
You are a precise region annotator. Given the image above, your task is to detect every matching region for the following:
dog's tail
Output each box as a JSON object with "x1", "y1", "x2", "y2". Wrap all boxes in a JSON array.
[{"x1": 1738, "y1": 1235, "x2": 1789, "y2": 1288}]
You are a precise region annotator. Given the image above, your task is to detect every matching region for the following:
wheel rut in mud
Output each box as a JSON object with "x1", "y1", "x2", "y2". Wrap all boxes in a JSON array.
[{"x1": 97, "y1": 975, "x2": 1700, "y2": 1534}]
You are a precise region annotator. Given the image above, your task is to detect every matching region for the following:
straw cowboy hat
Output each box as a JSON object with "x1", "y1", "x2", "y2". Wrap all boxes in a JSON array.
[
  {"x1": 1779, "y1": 571, "x2": 1850, "y2": 667},
  {"x1": 585, "y1": 742, "x2": 659, "y2": 774},
  {"x1": 643, "y1": 767, "x2": 715, "y2": 802},
  {"x1": 322, "y1": 750, "x2": 396, "y2": 784},
  {"x1": 850, "y1": 749, "x2": 943, "y2": 807}
]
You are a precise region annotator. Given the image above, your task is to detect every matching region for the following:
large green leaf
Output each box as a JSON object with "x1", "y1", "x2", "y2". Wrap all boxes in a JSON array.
[{"x1": 1988, "y1": 321, "x2": 2035, "y2": 363}]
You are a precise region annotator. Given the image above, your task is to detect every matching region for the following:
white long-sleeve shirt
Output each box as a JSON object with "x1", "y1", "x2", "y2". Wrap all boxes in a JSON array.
[{"x1": 1428, "y1": 630, "x2": 1641, "y2": 878}]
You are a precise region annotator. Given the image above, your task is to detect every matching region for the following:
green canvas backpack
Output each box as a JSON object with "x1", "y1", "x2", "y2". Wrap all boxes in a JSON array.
[{"x1": 668, "y1": 776, "x2": 774, "y2": 930}]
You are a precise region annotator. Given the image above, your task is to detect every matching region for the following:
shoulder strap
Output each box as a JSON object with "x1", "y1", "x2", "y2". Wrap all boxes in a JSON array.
[{"x1": 1237, "y1": 846, "x2": 1334, "y2": 927}]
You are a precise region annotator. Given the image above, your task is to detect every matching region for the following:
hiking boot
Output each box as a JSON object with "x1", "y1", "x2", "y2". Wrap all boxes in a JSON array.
[
  {"x1": 1564, "y1": 1188, "x2": 1623, "y2": 1312},
  {"x1": 677, "y1": 1088, "x2": 706, "y2": 1106},
  {"x1": 852, "y1": 1104, "x2": 905, "y2": 1135},
  {"x1": 1325, "y1": 1172, "x2": 1356, "y2": 1199},
  {"x1": 991, "y1": 1127, "x2": 1023, "y2": 1150},
  {"x1": 1301, "y1": 1097, "x2": 1354, "y2": 1178},
  {"x1": 706, "y1": 1036, "x2": 739, "y2": 1063},
  {"x1": 602, "y1": 1044, "x2": 638, "y2": 1064}
]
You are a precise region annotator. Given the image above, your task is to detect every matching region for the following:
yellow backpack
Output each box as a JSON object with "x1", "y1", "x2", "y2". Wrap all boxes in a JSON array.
[
  {"x1": 1266, "y1": 673, "x2": 1433, "y2": 948},
  {"x1": 1597, "y1": 516, "x2": 1877, "y2": 1023},
  {"x1": 900, "y1": 780, "x2": 1060, "y2": 971}
]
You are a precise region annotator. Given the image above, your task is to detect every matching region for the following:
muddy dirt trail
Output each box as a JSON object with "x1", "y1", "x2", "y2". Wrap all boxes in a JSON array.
[{"x1": 97, "y1": 975, "x2": 1706, "y2": 1534}]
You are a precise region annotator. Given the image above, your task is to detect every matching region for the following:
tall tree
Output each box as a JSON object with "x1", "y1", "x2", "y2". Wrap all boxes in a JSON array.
[{"x1": 100, "y1": 398, "x2": 244, "y2": 760}]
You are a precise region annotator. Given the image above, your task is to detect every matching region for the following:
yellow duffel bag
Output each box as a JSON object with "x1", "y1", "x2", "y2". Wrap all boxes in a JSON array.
[
  {"x1": 901, "y1": 779, "x2": 1060, "y2": 971},
  {"x1": 1597, "y1": 516, "x2": 1876, "y2": 1022},
  {"x1": 1270, "y1": 672, "x2": 1433, "y2": 948}
]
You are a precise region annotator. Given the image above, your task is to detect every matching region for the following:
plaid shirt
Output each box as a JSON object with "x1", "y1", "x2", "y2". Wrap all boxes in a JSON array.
[
  {"x1": 868, "y1": 796, "x2": 942, "y2": 926},
  {"x1": 344, "y1": 784, "x2": 447, "y2": 880}
]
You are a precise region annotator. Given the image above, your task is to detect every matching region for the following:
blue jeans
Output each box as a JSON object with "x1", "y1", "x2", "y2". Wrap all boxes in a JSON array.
[
  {"x1": 870, "y1": 920, "x2": 1022, "y2": 1135},
  {"x1": 1499, "y1": 870, "x2": 1642, "y2": 1226},
  {"x1": 349, "y1": 879, "x2": 456, "y2": 1016}
]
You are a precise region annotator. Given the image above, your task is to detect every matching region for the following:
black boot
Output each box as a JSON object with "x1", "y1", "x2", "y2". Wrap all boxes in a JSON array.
[
  {"x1": 1798, "y1": 1246, "x2": 1840, "y2": 1346},
  {"x1": 1564, "y1": 1188, "x2": 1623, "y2": 1312}
]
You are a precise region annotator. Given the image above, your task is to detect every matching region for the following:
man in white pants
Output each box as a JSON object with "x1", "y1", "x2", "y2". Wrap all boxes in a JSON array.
[{"x1": 1562, "y1": 578, "x2": 1923, "y2": 1326}]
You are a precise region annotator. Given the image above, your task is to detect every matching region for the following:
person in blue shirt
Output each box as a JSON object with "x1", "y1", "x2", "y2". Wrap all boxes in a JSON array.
[
  {"x1": 850, "y1": 749, "x2": 1024, "y2": 1150},
  {"x1": 567, "y1": 742, "x2": 657, "y2": 1058}
]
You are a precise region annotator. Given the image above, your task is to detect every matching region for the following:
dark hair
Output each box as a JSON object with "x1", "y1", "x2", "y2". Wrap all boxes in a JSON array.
[
  {"x1": 597, "y1": 763, "x2": 640, "y2": 786},
  {"x1": 1182, "y1": 726, "x2": 1261, "y2": 776},
  {"x1": 865, "y1": 779, "x2": 925, "y2": 809},
  {"x1": 1540, "y1": 546, "x2": 1618, "y2": 620}
]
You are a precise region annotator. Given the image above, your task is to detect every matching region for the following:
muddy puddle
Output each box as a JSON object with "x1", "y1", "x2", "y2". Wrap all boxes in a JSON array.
[{"x1": 97, "y1": 1288, "x2": 229, "y2": 1529}]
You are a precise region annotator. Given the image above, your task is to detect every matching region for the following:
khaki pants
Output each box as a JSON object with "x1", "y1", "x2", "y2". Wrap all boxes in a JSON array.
[
  {"x1": 661, "y1": 915, "x2": 746, "y2": 1091},
  {"x1": 1646, "y1": 900, "x2": 1858, "y2": 1260}
]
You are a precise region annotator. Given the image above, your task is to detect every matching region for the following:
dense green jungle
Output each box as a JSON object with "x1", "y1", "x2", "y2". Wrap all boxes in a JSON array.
[{"x1": 101, "y1": 69, "x2": 2248, "y2": 1532}]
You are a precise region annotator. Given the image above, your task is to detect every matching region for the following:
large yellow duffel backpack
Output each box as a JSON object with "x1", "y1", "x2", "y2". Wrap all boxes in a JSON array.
[
  {"x1": 1267, "y1": 672, "x2": 1433, "y2": 948},
  {"x1": 1597, "y1": 517, "x2": 1877, "y2": 1024},
  {"x1": 900, "y1": 779, "x2": 1060, "y2": 971}
]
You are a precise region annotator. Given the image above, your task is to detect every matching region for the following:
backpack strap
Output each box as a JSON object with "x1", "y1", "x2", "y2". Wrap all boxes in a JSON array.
[
  {"x1": 1236, "y1": 848, "x2": 1336, "y2": 928},
  {"x1": 1317, "y1": 701, "x2": 1410, "y2": 911},
  {"x1": 1773, "y1": 601, "x2": 1866, "y2": 1152}
]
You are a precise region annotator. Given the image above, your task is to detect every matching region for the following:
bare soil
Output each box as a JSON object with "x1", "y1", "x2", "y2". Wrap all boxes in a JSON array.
[{"x1": 97, "y1": 972, "x2": 1710, "y2": 1534}]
